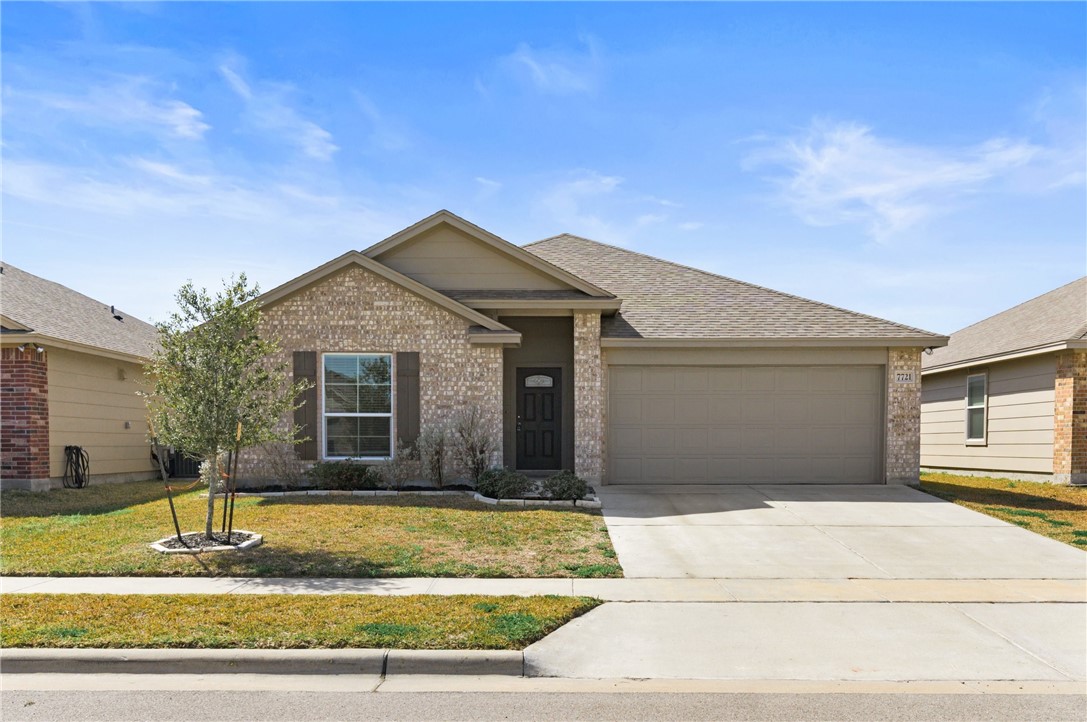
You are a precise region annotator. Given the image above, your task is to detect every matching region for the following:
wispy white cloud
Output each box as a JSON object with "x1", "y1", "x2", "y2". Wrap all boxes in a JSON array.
[
  {"x1": 9, "y1": 77, "x2": 209, "y2": 139},
  {"x1": 352, "y1": 91, "x2": 412, "y2": 152},
  {"x1": 218, "y1": 60, "x2": 339, "y2": 161},
  {"x1": 501, "y1": 35, "x2": 602, "y2": 95},
  {"x1": 678, "y1": 221, "x2": 704, "y2": 231},
  {"x1": 744, "y1": 120, "x2": 1049, "y2": 240}
]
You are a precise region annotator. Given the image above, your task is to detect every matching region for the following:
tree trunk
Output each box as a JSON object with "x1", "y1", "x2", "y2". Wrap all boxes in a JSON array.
[{"x1": 205, "y1": 454, "x2": 218, "y2": 539}]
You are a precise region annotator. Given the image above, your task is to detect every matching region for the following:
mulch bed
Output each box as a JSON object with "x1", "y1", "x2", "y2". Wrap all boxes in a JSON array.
[{"x1": 156, "y1": 531, "x2": 257, "y2": 550}]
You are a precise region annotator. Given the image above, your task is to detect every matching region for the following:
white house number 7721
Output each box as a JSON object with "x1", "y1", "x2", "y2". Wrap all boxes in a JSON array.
[{"x1": 895, "y1": 372, "x2": 916, "y2": 383}]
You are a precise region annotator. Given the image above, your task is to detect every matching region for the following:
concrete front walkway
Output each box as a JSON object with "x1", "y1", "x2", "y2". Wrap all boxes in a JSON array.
[
  {"x1": 598, "y1": 484, "x2": 1087, "y2": 579},
  {"x1": 3, "y1": 575, "x2": 1085, "y2": 603}
]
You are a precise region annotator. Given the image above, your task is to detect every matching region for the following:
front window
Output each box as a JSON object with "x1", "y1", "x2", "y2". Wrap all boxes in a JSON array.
[
  {"x1": 323, "y1": 353, "x2": 392, "y2": 459},
  {"x1": 966, "y1": 373, "x2": 987, "y2": 444}
]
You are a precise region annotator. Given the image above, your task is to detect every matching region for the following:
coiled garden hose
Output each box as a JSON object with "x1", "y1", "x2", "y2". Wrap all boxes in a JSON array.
[{"x1": 63, "y1": 445, "x2": 90, "y2": 489}]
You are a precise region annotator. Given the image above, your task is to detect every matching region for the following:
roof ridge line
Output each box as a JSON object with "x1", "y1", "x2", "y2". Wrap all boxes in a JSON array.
[
  {"x1": 525, "y1": 235, "x2": 942, "y2": 338},
  {"x1": 939, "y1": 275, "x2": 1087, "y2": 337},
  {"x1": 0, "y1": 261, "x2": 156, "y2": 328}
]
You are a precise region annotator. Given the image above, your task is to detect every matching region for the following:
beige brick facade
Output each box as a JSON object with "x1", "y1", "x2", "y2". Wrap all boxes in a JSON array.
[
  {"x1": 886, "y1": 347, "x2": 923, "y2": 483},
  {"x1": 572, "y1": 311, "x2": 605, "y2": 483},
  {"x1": 1054, "y1": 349, "x2": 1087, "y2": 485},
  {"x1": 241, "y1": 265, "x2": 503, "y2": 477}
]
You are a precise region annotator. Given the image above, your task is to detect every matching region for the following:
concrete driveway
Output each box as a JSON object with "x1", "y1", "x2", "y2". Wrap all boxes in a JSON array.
[{"x1": 598, "y1": 484, "x2": 1087, "y2": 580}]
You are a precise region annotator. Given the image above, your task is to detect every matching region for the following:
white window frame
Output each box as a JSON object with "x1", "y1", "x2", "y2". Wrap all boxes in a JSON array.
[
  {"x1": 965, "y1": 372, "x2": 987, "y2": 446},
  {"x1": 321, "y1": 352, "x2": 395, "y2": 461}
]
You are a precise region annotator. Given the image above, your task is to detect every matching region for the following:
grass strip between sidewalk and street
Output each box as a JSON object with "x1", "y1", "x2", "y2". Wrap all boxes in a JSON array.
[
  {"x1": 0, "y1": 480, "x2": 621, "y2": 578},
  {"x1": 0, "y1": 593, "x2": 601, "y2": 650},
  {"x1": 919, "y1": 472, "x2": 1087, "y2": 548}
]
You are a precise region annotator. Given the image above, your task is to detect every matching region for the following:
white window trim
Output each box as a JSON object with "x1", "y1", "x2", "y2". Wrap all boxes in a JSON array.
[
  {"x1": 965, "y1": 372, "x2": 987, "y2": 446},
  {"x1": 321, "y1": 352, "x2": 395, "y2": 461}
]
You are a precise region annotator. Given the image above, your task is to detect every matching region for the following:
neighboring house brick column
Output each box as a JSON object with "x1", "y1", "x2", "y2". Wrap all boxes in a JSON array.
[
  {"x1": 1054, "y1": 350, "x2": 1087, "y2": 485},
  {"x1": 885, "y1": 347, "x2": 922, "y2": 484},
  {"x1": 0, "y1": 346, "x2": 50, "y2": 491},
  {"x1": 573, "y1": 311, "x2": 604, "y2": 484}
]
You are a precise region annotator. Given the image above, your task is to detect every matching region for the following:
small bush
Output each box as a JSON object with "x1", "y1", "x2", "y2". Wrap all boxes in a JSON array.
[
  {"x1": 416, "y1": 426, "x2": 450, "y2": 488},
  {"x1": 378, "y1": 442, "x2": 421, "y2": 491},
  {"x1": 542, "y1": 471, "x2": 589, "y2": 501},
  {"x1": 449, "y1": 406, "x2": 498, "y2": 483},
  {"x1": 305, "y1": 461, "x2": 383, "y2": 490},
  {"x1": 476, "y1": 468, "x2": 532, "y2": 500},
  {"x1": 246, "y1": 443, "x2": 307, "y2": 488}
]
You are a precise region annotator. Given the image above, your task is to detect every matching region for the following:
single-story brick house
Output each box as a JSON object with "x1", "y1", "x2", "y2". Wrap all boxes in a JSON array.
[
  {"x1": 0, "y1": 263, "x2": 159, "y2": 491},
  {"x1": 248, "y1": 211, "x2": 946, "y2": 486},
  {"x1": 921, "y1": 277, "x2": 1087, "y2": 485}
]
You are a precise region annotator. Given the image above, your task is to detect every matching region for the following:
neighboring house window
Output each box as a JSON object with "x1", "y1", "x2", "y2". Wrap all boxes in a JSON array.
[
  {"x1": 965, "y1": 373, "x2": 987, "y2": 444},
  {"x1": 323, "y1": 353, "x2": 393, "y2": 459}
]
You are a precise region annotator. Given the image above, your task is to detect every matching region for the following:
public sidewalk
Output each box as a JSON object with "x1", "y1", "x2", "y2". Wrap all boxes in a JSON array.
[{"x1": 2, "y1": 575, "x2": 1084, "y2": 602}]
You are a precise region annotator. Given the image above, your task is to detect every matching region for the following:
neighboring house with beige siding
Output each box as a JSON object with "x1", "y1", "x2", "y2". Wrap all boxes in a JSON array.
[
  {"x1": 921, "y1": 277, "x2": 1087, "y2": 484},
  {"x1": 240, "y1": 210, "x2": 946, "y2": 486},
  {"x1": 1, "y1": 263, "x2": 159, "y2": 491}
]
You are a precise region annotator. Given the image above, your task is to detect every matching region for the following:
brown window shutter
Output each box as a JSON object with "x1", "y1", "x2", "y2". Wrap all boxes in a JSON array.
[
  {"x1": 396, "y1": 352, "x2": 420, "y2": 448},
  {"x1": 293, "y1": 351, "x2": 318, "y2": 460}
]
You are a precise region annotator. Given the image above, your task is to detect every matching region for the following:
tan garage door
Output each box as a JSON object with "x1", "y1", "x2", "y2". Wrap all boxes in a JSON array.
[{"x1": 608, "y1": 366, "x2": 884, "y2": 484}]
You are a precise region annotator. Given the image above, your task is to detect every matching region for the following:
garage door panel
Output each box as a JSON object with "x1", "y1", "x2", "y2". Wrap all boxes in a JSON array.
[
  {"x1": 744, "y1": 368, "x2": 776, "y2": 391},
  {"x1": 774, "y1": 427, "x2": 811, "y2": 455},
  {"x1": 678, "y1": 427, "x2": 709, "y2": 452},
  {"x1": 613, "y1": 427, "x2": 643, "y2": 452},
  {"x1": 644, "y1": 369, "x2": 676, "y2": 392},
  {"x1": 676, "y1": 457, "x2": 708, "y2": 482},
  {"x1": 709, "y1": 399, "x2": 742, "y2": 423},
  {"x1": 675, "y1": 397, "x2": 709, "y2": 424},
  {"x1": 643, "y1": 458, "x2": 675, "y2": 482},
  {"x1": 709, "y1": 368, "x2": 743, "y2": 391},
  {"x1": 741, "y1": 427, "x2": 776, "y2": 453},
  {"x1": 777, "y1": 368, "x2": 811, "y2": 392},
  {"x1": 644, "y1": 398, "x2": 676, "y2": 424},
  {"x1": 743, "y1": 398, "x2": 776, "y2": 424},
  {"x1": 775, "y1": 397, "x2": 810, "y2": 423},
  {"x1": 676, "y1": 368, "x2": 709, "y2": 391},
  {"x1": 613, "y1": 397, "x2": 643, "y2": 424},
  {"x1": 611, "y1": 367, "x2": 644, "y2": 392},
  {"x1": 609, "y1": 365, "x2": 883, "y2": 484},
  {"x1": 810, "y1": 367, "x2": 846, "y2": 392},
  {"x1": 643, "y1": 427, "x2": 676, "y2": 452}
]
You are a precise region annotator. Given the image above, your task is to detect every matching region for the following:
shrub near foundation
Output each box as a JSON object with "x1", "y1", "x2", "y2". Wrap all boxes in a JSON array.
[
  {"x1": 543, "y1": 471, "x2": 590, "y2": 501},
  {"x1": 306, "y1": 461, "x2": 384, "y2": 491},
  {"x1": 476, "y1": 468, "x2": 533, "y2": 500}
]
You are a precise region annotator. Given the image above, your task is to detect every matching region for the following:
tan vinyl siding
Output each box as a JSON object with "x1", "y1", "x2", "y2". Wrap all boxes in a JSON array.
[
  {"x1": 920, "y1": 353, "x2": 1056, "y2": 474},
  {"x1": 47, "y1": 348, "x2": 155, "y2": 480},
  {"x1": 374, "y1": 224, "x2": 572, "y2": 291}
]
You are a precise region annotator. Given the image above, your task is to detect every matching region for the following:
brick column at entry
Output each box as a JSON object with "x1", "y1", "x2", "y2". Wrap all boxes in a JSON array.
[
  {"x1": 885, "y1": 347, "x2": 923, "y2": 484},
  {"x1": 1, "y1": 345, "x2": 50, "y2": 490},
  {"x1": 572, "y1": 311, "x2": 604, "y2": 484},
  {"x1": 1054, "y1": 350, "x2": 1087, "y2": 485}
]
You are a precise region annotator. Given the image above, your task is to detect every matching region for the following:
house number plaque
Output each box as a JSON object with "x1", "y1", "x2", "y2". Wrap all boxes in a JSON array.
[
  {"x1": 525, "y1": 374, "x2": 554, "y2": 388},
  {"x1": 894, "y1": 372, "x2": 916, "y2": 383}
]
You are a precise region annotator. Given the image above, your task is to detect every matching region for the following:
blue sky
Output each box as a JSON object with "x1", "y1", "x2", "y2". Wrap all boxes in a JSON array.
[{"x1": 3, "y1": 2, "x2": 1084, "y2": 333}]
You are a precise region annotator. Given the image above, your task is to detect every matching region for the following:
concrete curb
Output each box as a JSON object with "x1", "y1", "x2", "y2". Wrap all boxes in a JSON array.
[
  {"x1": 0, "y1": 648, "x2": 525, "y2": 677},
  {"x1": 385, "y1": 649, "x2": 524, "y2": 676}
]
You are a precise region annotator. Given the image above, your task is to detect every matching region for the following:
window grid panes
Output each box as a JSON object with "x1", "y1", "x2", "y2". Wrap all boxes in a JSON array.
[
  {"x1": 323, "y1": 354, "x2": 392, "y2": 458},
  {"x1": 966, "y1": 374, "x2": 986, "y2": 442}
]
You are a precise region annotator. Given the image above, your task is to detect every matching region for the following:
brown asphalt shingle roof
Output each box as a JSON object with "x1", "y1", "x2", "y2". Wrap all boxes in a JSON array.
[
  {"x1": 524, "y1": 234, "x2": 944, "y2": 341},
  {"x1": 0, "y1": 262, "x2": 158, "y2": 359},
  {"x1": 922, "y1": 276, "x2": 1087, "y2": 371}
]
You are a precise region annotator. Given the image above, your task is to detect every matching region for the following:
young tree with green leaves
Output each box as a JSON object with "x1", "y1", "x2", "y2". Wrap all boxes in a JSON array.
[{"x1": 143, "y1": 275, "x2": 311, "y2": 540}]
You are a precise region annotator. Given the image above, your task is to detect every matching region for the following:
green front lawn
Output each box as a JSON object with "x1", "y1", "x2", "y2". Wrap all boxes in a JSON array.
[
  {"x1": 920, "y1": 472, "x2": 1087, "y2": 548},
  {"x1": 0, "y1": 593, "x2": 600, "y2": 649},
  {"x1": 0, "y1": 480, "x2": 621, "y2": 578}
]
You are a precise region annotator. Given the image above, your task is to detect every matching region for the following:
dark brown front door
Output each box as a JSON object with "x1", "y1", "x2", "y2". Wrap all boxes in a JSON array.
[{"x1": 516, "y1": 367, "x2": 562, "y2": 470}]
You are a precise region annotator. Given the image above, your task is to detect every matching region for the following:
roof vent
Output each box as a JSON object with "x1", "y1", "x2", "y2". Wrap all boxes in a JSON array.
[{"x1": 110, "y1": 305, "x2": 123, "y2": 321}]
